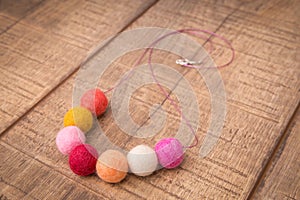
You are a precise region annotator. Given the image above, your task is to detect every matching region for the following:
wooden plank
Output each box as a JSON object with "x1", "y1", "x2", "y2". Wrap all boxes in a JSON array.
[
  {"x1": 126, "y1": 4, "x2": 299, "y2": 198},
  {"x1": 0, "y1": 0, "x2": 42, "y2": 19},
  {"x1": 0, "y1": 1, "x2": 238, "y2": 199},
  {"x1": 84, "y1": 0, "x2": 299, "y2": 198},
  {"x1": 252, "y1": 107, "x2": 300, "y2": 199},
  {"x1": 0, "y1": 181, "x2": 31, "y2": 200},
  {"x1": 0, "y1": 0, "x2": 156, "y2": 134},
  {"x1": 0, "y1": 0, "x2": 43, "y2": 34},
  {"x1": 0, "y1": 66, "x2": 292, "y2": 199},
  {"x1": 0, "y1": 141, "x2": 109, "y2": 200},
  {"x1": 129, "y1": 0, "x2": 300, "y2": 121},
  {"x1": 0, "y1": 73, "x2": 181, "y2": 200},
  {"x1": 21, "y1": 0, "x2": 156, "y2": 49},
  {"x1": 1, "y1": 0, "x2": 300, "y2": 199},
  {"x1": 0, "y1": 15, "x2": 15, "y2": 33},
  {"x1": 0, "y1": 27, "x2": 86, "y2": 133},
  {"x1": 238, "y1": 0, "x2": 300, "y2": 27}
]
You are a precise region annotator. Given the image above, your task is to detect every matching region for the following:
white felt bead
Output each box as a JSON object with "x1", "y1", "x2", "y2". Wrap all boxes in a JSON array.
[{"x1": 127, "y1": 145, "x2": 158, "y2": 176}]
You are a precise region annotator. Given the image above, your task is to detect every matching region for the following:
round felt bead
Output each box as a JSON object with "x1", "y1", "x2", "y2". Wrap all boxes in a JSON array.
[
  {"x1": 154, "y1": 138, "x2": 184, "y2": 169},
  {"x1": 69, "y1": 144, "x2": 98, "y2": 176},
  {"x1": 80, "y1": 88, "x2": 108, "y2": 117},
  {"x1": 63, "y1": 106, "x2": 93, "y2": 133},
  {"x1": 96, "y1": 150, "x2": 128, "y2": 183},
  {"x1": 56, "y1": 126, "x2": 86, "y2": 155},
  {"x1": 127, "y1": 145, "x2": 158, "y2": 176}
]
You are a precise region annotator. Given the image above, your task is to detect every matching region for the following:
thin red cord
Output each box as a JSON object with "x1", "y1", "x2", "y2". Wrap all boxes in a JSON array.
[{"x1": 104, "y1": 29, "x2": 235, "y2": 149}]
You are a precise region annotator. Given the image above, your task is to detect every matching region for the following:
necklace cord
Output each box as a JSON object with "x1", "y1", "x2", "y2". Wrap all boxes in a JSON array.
[{"x1": 104, "y1": 29, "x2": 235, "y2": 149}]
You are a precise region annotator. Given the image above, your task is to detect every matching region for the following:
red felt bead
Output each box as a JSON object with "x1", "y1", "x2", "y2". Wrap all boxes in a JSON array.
[
  {"x1": 69, "y1": 144, "x2": 98, "y2": 176},
  {"x1": 80, "y1": 89, "x2": 108, "y2": 117}
]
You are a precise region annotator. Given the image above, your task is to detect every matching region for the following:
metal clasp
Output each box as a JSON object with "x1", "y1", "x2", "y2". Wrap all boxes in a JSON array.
[{"x1": 176, "y1": 58, "x2": 202, "y2": 66}]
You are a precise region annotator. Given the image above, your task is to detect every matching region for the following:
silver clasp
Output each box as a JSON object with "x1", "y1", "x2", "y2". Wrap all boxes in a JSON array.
[{"x1": 176, "y1": 58, "x2": 202, "y2": 66}]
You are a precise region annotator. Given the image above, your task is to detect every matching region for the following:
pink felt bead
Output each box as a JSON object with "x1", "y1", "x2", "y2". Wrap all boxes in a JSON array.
[
  {"x1": 154, "y1": 138, "x2": 184, "y2": 169},
  {"x1": 56, "y1": 126, "x2": 86, "y2": 155}
]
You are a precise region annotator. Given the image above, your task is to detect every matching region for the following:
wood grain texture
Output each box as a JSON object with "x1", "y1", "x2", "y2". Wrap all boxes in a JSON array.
[
  {"x1": 0, "y1": 15, "x2": 16, "y2": 33},
  {"x1": 253, "y1": 107, "x2": 300, "y2": 200},
  {"x1": 129, "y1": 0, "x2": 300, "y2": 122},
  {"x1": 0, "y1": 0, "x2": 43, "y2": 36},
  {"x1": 0, "y1": 182, "x2": 30, "y2": 200},
  {"x1": 0, "y1": 73, "x2": 181, "y2": 200},
  {"x1": 0, "y1": 0, "x2": 300, "y2": 199},
  {"x1": 126, "y1": 1, "x2": 300, "y2": 198},
  {"x1": 0, "y1": 141, "x2": 111, "y2": 200},
  {"x1": 0, "y1": 0, "x2": 42, "y2": 18},
  {"x1": 0, "y1": 0, "x2": 156, "y2": 134}
]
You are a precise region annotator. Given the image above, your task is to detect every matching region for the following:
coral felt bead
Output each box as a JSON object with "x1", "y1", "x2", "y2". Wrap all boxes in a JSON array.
[
  {"x1": 127, "y1": 145, "x2": 158, "y2": 176},
  {"x1": 69, "y1": 144, "x2": 98, "y2": 176},
  {"x1": 64, "y1": 106, "x2": 93, "y2": 132},
  {"x1": 96, "y1": 150, "x2": 128, "y2": 183},
  {"x1": 56, "y1": 126, "x2": 86, "y2": 155},
  {"x1": 80, "y1": 89, "x2": 108, "y2": 116},
  {"x1": 154, "y1": 138, "x2": 184, "y2": 169}
]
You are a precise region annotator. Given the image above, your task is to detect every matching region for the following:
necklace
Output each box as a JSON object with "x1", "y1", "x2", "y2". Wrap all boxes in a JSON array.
[{"x1": 56, "y1": 28, "x2": 235, "y2": 183}]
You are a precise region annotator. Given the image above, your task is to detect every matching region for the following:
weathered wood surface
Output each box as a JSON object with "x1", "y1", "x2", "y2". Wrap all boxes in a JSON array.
[
  {"x1": 253, "y1": 108, "x2": 300, "y2": 200},
  {"x1": 0, "y1": 141, "x2": 111, "y2": 200},
  {"x1": 0, "y1": 0, "x2": 156, "y2": 133},
  {"x1": 0, "y1": 0, "x2": 299, "y2": 199}
]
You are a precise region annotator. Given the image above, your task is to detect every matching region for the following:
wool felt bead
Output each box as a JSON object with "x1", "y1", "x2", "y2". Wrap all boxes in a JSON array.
[
  {"x1": 155, "y1": 138, "x2": 184, "y2": 169},
  {"x1": 127, "y1": 145, "x2": 158, "y2": 176},
  {"x1": 69, "y1": 144, "x2": 98, "y2": 176},
  {"x1": 64, "y1": 106, "x2": 93, "y2": 132},
  {"x1": 56, "y1": 126, "x2": 86, "y2": 155},
  {"x1": 96, "y1": 150, "x2": 128, "y2": 183},
  {"x1": 80, "y1": 89, "x2": 108, "y2": 117}
]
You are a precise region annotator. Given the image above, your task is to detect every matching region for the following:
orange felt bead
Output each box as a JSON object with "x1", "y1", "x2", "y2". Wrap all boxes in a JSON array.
[{"x1": 96, "y1": 150, "x2": 128, "y2": 183}]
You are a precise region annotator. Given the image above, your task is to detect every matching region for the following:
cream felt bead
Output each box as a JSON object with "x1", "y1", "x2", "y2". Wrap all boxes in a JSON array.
[{"x1": 127, "y1": 145, "x2": 158, "y2": 176}]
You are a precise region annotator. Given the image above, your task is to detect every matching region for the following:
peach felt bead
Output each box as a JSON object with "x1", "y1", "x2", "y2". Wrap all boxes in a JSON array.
[{"x1": 96, "y1": 150, "x2": 128, "y2": 183}]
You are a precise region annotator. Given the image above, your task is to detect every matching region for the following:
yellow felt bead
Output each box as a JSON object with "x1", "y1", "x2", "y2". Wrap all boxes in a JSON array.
[{"x1": 63, "y1": 107, "x2": 93, "y2": 133}]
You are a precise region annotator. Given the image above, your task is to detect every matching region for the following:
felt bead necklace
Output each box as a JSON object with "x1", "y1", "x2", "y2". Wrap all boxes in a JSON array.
[{"x1": 56, "y1": 29, "x2": 235, "y2": 183}]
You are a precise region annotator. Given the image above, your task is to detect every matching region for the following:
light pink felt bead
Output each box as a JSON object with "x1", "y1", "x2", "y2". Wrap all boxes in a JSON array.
[
  {"x1": 154, "y1": 138, "x2": 184, "y2": 169},
  {"x1": 56, "y1": 126, "x2": 86, "y2": 155}
]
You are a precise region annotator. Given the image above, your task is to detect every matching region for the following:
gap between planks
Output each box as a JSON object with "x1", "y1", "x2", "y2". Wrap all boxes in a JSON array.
[
  {"x1": 247, "y1": 100, "x2": 300, "y2": 199},
  {"x1": 122, "y1": 2, "x2": 243, "y2": 152},
  {"x1": 0, "y1": 140, "x2": 110, "y2": 199},
  {"x1": 2, "y1": 1, "x2": 298, "y2": 199},
  {"x1": 0, "y1": 0, "x2": 159, "y2": 136},
  {"x1": 118, "y1": 2, "x2": 299, "y2": 198},
  {"x1": 0, "y1": 0, "x2": 45, "y2": 36}
]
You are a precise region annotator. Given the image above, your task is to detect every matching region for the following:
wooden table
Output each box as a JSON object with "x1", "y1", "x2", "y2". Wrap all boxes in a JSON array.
[{"x1": 0, "y1": 0, "x2": 299, "y2": 199}]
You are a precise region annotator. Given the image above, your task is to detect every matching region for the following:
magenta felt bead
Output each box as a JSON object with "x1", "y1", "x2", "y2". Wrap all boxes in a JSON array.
[
  {"x1": 56, "y1": 126, "x2": 86, "y2": 155},
  {"x1": 154, "y1": 138, "x2": 184, "y2": 169}
]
